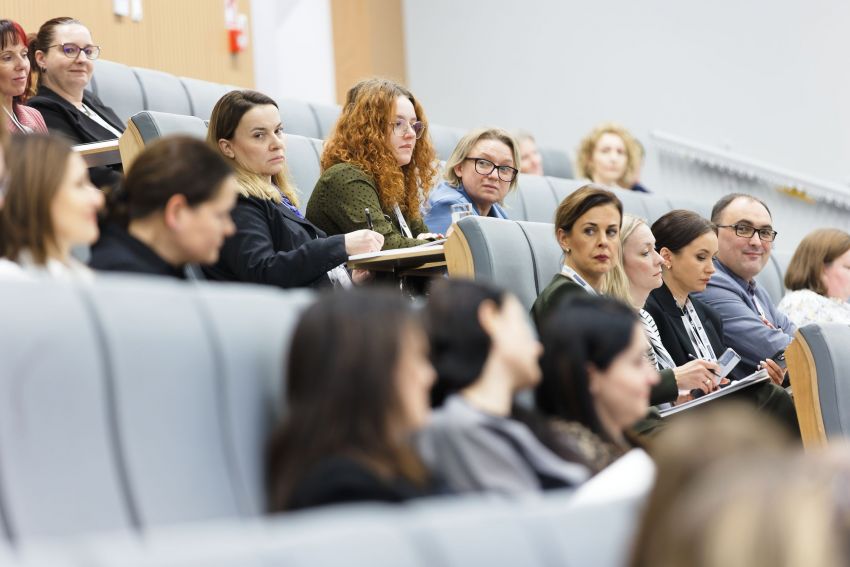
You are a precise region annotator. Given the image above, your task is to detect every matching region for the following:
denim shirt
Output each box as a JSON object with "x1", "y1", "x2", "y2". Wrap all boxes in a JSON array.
[
  {"x1": 694, "y1": 259, "x2": 796, "y2": 379},
  {"x1": 423, "y1": 180, "x2": 508, "y2": 234}
]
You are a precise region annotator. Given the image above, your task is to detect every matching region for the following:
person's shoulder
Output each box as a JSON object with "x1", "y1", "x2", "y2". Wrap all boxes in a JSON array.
[
  {"x1": 427, "y1": 181, "x2": 465, "y2": 206},
  {"x1": 321, "y1": 162, "x2": 374, "y2": 185},
  {"x1": 0, "y1": 258, "x2": 30, "y2": 281},
  {"x1": 287, "y1": 454, "x2": 400, "y2": 510},
  {"x1": 16, "y1": 104, "x2": 46, "y2": 121}
]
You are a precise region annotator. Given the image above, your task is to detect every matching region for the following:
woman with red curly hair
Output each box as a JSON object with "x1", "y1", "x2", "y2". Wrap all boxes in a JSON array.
[{"x1": 306, "y1": 78, "x2": 440, "y2": 250}]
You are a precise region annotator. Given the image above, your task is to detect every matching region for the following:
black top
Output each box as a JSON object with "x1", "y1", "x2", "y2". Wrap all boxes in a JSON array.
[
  {"x1": 531, "y1": 274, "x2": 586, "y2": 330},
  {"x1": 286, "y1": 455, "x2": 432, "y2": 511},
  {"x1": 89, "y1": 222, "x2": 189, "y2": 279},
  {"x1": 644, "y1": 282, "x2": 725, "y2": 367},
  {"x1": 27, "y1": 85, "x2": 124, "y2": 188},
  {"x1": 203, "y1": 194, "x2": 347, "y2": 289}
]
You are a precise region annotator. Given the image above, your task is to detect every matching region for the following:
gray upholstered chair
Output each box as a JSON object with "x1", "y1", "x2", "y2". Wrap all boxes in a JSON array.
[
  {"x1": 538, "y1": 146, "x2": 574, "y2": 179},
  {"x1": 91, "y1": 59, "x2": 146, "y2": 124},
  {"x1": 180, "y1": 76, "x2": 233, "y2": 120},
  {"x1": 445, "y1": 216, "x2": 561, "y2": 310},
  {"x1": 308, "y1": 102, "x2": 341, "y2": 138},
  {"x1": 133, "y1": 67, "x2": 193, "y2": 116},
  {"x1": 277, "y1": 97, "x2": 323, "y2": 139},
  {"x1": 786, "y1": 322, "x2": 850, "y2": 448},
  {"x1": 118, "y1": 110, "x2": 208, "y2": 169},
  {"x1": 428, "y1": 124, "x2": 465, "y2": 162}
]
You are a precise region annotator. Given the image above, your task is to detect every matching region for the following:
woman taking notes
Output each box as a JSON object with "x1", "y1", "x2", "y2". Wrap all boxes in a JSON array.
[
  {"x1": 531, "y1": 184, "x2": 622, "y2": 327},
  {"x1": 204, "y1": 90, "x2": 382, "y2": 288},
  {"x1": 307, "y1": 78, "x2": 440, "y2": 249}
]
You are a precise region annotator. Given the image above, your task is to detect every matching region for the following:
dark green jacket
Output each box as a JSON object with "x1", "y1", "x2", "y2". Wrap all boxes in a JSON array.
[
  {"x1": 306, "y1": 163, "x2": 429, "y2": 250},
  {"x1": 532, "y1": 273, "x2": 678, "y2": 407}
]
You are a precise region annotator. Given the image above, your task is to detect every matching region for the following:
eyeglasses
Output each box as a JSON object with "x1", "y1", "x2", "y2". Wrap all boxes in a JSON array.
[
  {"x1": 464, "y1": 157, "x2": 519, "y2": 182},
  {"x1": 717, "y1": 223, "x2": 778, "y2": 242},
  {"x1": 49, "y1": 43, "x2": 101, "y2": 60},
  {"x1": 390, "y1": 119, "x2": 425, "y2": 139}
]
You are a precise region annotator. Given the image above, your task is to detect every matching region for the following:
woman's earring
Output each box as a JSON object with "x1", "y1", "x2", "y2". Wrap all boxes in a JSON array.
[{"x1": 566, "y1": 248, "x2": 571, "y2": 254}]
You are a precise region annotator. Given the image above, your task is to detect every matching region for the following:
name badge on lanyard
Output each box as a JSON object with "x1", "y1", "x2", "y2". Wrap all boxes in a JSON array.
[
  {"x1": 752, "y1": 295, "x2": 768, "y2": 320},
  {"x1": 560, "y1": 265, "x2": 597, "y2": 295},
  {"x1": 680, "y1": 298, "x2": 717, "y2": 361},
  {"x1": 392, "y1": 204, "x2": 413, "y2": 239}
]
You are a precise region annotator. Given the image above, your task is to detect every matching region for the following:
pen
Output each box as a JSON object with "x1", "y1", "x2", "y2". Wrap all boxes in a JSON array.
[{"x1": 364, "y1": 208, "x2": 373, "y2": 231}]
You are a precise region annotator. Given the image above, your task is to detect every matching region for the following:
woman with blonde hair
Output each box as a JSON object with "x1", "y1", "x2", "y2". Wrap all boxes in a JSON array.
[
  {"x1": 424, "y1": 127, "x2": 519, "y2": 234},
  {"x1": 778, "y1": 228, "x2": 850, "y2": 326},
  {"x1": 0, "y1": 134, "x2": 103, "y2": 279},
  {"x1": 204, "y1": 90, "x2": 383, "y2": 288},
  {"x1": 306, "y1": 78, "x2": 440, "y2": 249},
  {"x1": 575, "y1": 122, "x2": 644, "y2": 191}
]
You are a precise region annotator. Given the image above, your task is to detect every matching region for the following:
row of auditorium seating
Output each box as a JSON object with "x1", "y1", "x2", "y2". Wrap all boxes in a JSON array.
[
  {"x1": 118, "y1": 109, "x2": 792, "y2": 306},
  {"x1": 88, "y1": 59, "x2": 575, "y2": 174},
  {"x1": 0, "y1": 277, "x2": 643, "y2": 567},
  {"x1": 445, "y1": 216, "x2": 790, "y2": 312}
]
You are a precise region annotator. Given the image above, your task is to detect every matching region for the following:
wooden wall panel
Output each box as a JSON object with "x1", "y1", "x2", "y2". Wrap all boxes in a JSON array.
[
  {"x1": 5, "y1": 0, "x2": 254, "y2": 87},
  {"x1": 330, "y1": 0, "x2": 406, "y2": 104}
]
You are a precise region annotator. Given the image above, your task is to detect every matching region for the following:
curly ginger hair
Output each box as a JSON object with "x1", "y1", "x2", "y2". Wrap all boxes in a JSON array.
[{"x1": 321, "y1": 78, "x2": 438, "y2": 219}]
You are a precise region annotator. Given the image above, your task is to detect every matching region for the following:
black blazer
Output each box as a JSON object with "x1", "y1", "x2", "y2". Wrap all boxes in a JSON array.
[
  {"x1": 284, "y1": 455, "x2": 433, "y2": 511},
  {"x1": 645, "y1": 283, "x2": 726, "y2": 367},
  {"x1": 203, "y1": 195, "x2": 347, "y2": 289},
  {"x1": 89, "y1": 222, "x2": 190, "y2": 279},
  {"x1": 27, "y1": 85, "x2": 124, "y2": 188}
]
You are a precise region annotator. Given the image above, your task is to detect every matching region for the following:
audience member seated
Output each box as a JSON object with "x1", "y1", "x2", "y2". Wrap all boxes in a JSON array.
[
  {"x1": 90, "y1": 136, "x2": 237, "y2": 278},
  {"x1": 424, "y1": 127, "x2": 518, "y2": 234},
  {"x1": 0, "y1": 20, "x2": 46, "y2": 134},
  {"x1": 645, "y1": 210, "x2": 799, "y2": 435},
  {"x1": 633, "y1": 448, "x2": 850, "y2": 567},
  {"x1": 203, "y1": 90, "x2": 382, "y2": 288},
  {"x1": 306, "y1": 78, "x2": 441, "y2": 249},
  {"x1": 629, "y1": 138, "x2": 650, "y2": 193},
  {"x1": 630, "y1": 404, "x2": 793, "y2": 567},
  {"x1": 537, "y1": 294, "x2": 659, "y2": 473},
  {"x1": 575, "y1": 122, "x2": 644, "y2": 191},
  {"x1": 266, "y1": 288, "x2": 439, "y2": 511},
  {"x1": 0, "y1": 134, "x2": 102, "y2": 279},
  {"x1": 778, "y1": 228, "x2": 850, "y2": 327},
  {"x1": 27, "y1": 17, "x2": 124, "y2": 188},
  {"x1": 515, "y1": 129, "x2": 543, "y2": 175},
  {"x1": 604, "y1": 214, "x2": 720, "y2": 408},
  {"x1": 416, "y1": 279, "x2": 589, "y2": 494},
  {"x1": 531, "y1": 184, "x2": 623, "y2": 327},
  {"x1": 695, "y1": 193, "x2": 793, "y2": 384}
]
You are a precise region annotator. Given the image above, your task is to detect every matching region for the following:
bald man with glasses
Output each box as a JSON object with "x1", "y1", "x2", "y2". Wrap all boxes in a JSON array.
[{"x1": 695, "y1": 193, "x2": 795, "y2": 384}]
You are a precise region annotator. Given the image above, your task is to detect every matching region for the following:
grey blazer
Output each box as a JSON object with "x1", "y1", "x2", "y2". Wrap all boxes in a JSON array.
[{"x1": 415, "y1": 396, "x2": 589, "y2": 494}]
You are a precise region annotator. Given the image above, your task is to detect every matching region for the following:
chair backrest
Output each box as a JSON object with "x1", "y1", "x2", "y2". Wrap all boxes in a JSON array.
[
  {"x1": 133, "y1": 67, "x2": 193, "y2": 116},
  {"x1": 538, "y1": 146, "x2": 574, "y2": 179},
  {"x1": 180, "y1": 76, "x2": 232, "y2": 121},
  {"x1": 514, "y1": 175, "x2": 559, "y2": 223},
  {"x1": 118, "y1": 111, "x2": 208, "y2": 169},
  {"x1": 286, "y1": 134, "x2": 324, "y2": 203},
  {"x1": 445, "y1": 216, "x2": 561, "y2": 310},
  {"x1": 428, "y1": 124, "x2": 464, "y2": 162},
  {"x1": 0, "y1": 277, "x2": 314, "y2": 543},
  {"x1": 786, "y1": 323, "x2": 850, "y2": 448},
  {"x1": 92, "y1": 59, "x2": 145, "y2": 124},
  {"x1": 277, "y1": 98, "x2": 322, "y2": 140},
  {"x1": 753, "y1": 254, "x2": 786, "y2": 306},
  {"x1": 309, "y1": 103, "x2": 341, "y2": 138}
]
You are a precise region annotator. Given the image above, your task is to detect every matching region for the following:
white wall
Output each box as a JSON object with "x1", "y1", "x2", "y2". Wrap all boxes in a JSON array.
[
  {"x1": 251, "y1": 0, "x2": 336, "y2": 105},
  {"x1": 403, "y1": 0, "x2": 850, "y2": 187}
]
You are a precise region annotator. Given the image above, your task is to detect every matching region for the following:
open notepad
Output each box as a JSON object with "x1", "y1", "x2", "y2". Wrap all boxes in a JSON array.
[
  {"x1": 659, "y1": 368, "x2": 770, "y2": 417},
  {"x1": 347, "y1": 240, "x2": 446, "y2": 262}
]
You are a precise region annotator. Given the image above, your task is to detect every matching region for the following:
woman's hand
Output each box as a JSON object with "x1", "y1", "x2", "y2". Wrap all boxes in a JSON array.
[
  {"x1": 759, "y1": 358, "x2": 786, "y2": 386},
  {"x1": 351, "y1": 269, "x2": 373, "y2": 284},
  {"x1": 673, "y1": 358, "x2": 721, "y2": 394},
  {"x1": 344, "y1": 230, "x2": 384, "y2": 255}
]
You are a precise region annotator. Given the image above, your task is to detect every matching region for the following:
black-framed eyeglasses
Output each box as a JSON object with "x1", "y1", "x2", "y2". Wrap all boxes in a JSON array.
[
  {"x1": 717, "y1": 223, "x2": 778, "y2": 242},
  {"x1": 464, "y1": 157, "x2": 518, "y2": 182},
  {"x1": 48, "y1": 43, "x2": 101, "y2": 60},
  {"x1": 390, "y1": 119, "x2": 425, "y2": 139}
]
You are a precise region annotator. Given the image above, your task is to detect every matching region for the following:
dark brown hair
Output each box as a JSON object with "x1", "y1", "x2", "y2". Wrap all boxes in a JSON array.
[
  {"x1": 107, "y1": 136, "x2": 233, "y2": 226},
  {"x1": 0, "y1": 134, "x2": 74, "y2": 264},
  {"x1": 651, "y1": 209, "x2": 716, "y2": 254},
  {"x1": 554, "y1": 183, "x2": 623, "y2": 235},
  {"x1": 710, "y1": 192, "x2": 772, "y2": 224},
  {"x1": 784, "y1": 228, "x2": 850, "y2": 296},
  {"x1": 265, "y1": 288, "x2": 429, "y2": 511},
  {"x1": 26, "y1": 17, "x2": 82, "y2": 95}
]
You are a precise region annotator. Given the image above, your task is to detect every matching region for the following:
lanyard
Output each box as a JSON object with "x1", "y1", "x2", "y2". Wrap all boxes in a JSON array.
[
  {"x1": 392, "y1": 204, "x2": 413, "y2": 239},
  {"x1": 752, "y1": 295, "x2": 768, "y2": 320},
  {"x1": 560, "y1": 265, "x2": 597, "y2": 295},
  {"x1": 680, "y1": 298, "x2": 716, "y2": 361}
]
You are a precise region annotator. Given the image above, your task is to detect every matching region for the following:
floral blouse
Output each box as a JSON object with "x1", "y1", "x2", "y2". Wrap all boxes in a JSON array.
[{"x1": 778, "y1": 289, "x2": 850, "y2": 328}]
